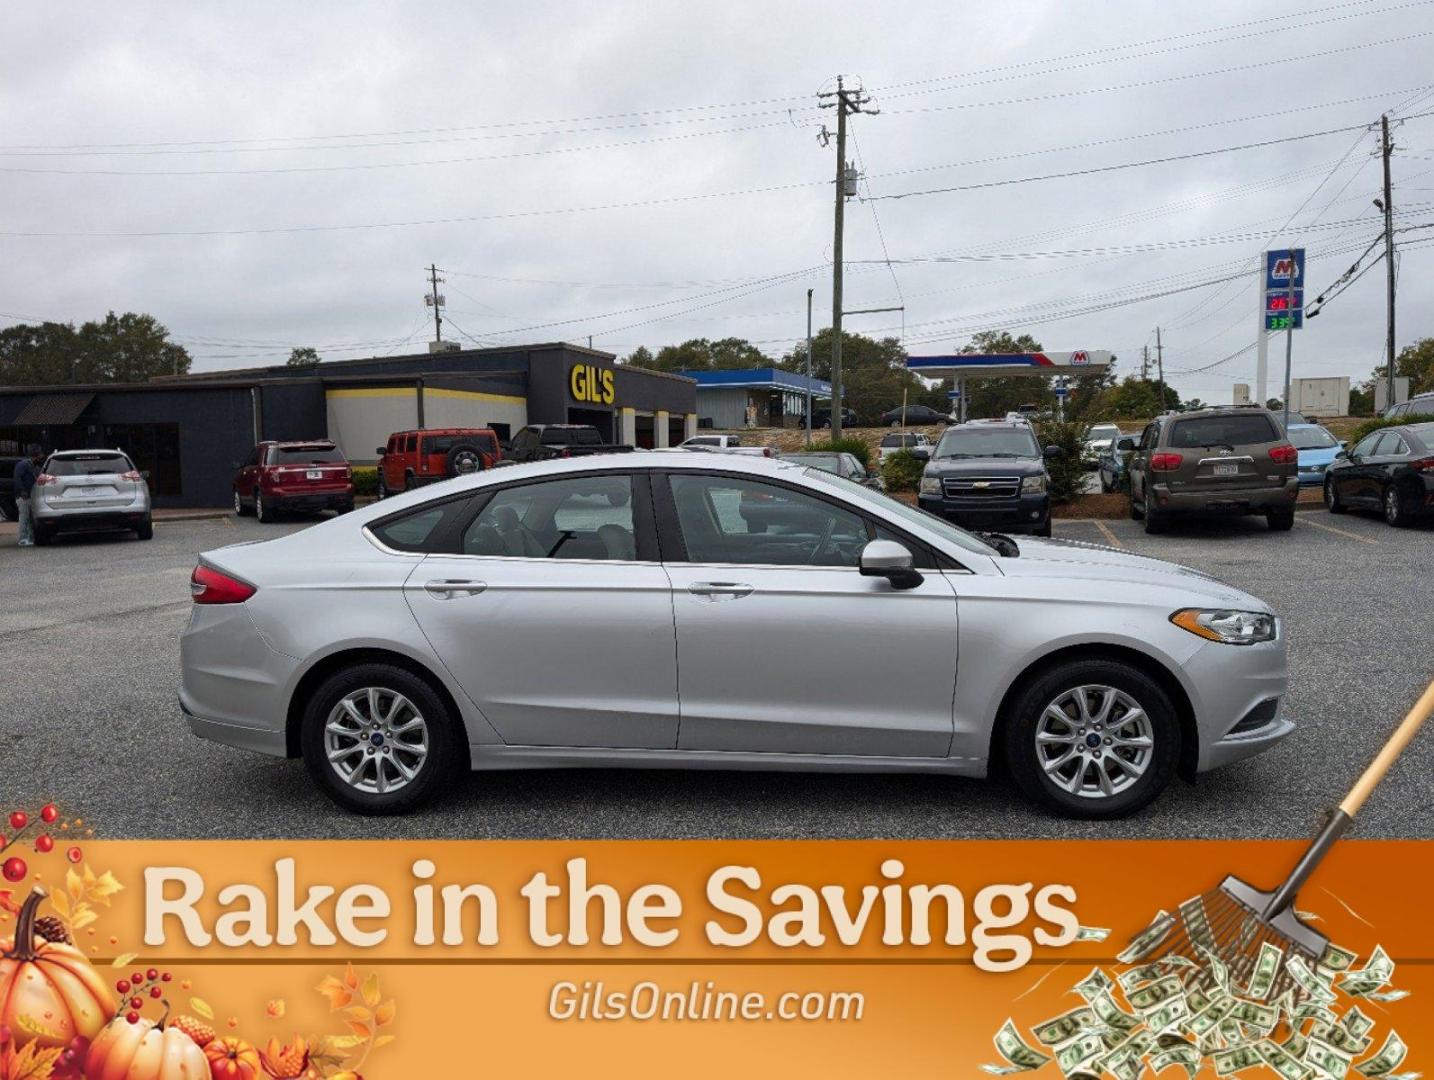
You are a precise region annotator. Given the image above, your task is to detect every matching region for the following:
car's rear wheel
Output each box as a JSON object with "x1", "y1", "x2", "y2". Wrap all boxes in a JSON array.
[
  {"x1": 301, "y1": 664, "x2": 461, "y2": 815},
  {"x1": 32, "y1": 524, "x2": 53, "y2": 546},
  {"x1": 376, "y1": 475, "x2": 388, "y2": 500},
  {"x1": 135, "y1": 516, "x2": 154, "y2": 540},
  {"x1": 1266, "y1": 508, "x2": 1294, "y2": 531},
  {"x1": 1324, "y1": 478, "x2": 1345, "y2": 514},
  {"x1": 233, "y1": 490, "x2": 248, "y2": 516},
  {"x1": 1004, "y1": 660, "x2": 1179, "y2": 819},
  {"x1": 1142, "y1": 500, "x2": 1166, "y2": 534},
  {"x1": 1383, "y1": 484, "x2": 1409, "y2": 527},
  {"x1": 255, "y1": 489, "x2": 276, "y2": 523}
]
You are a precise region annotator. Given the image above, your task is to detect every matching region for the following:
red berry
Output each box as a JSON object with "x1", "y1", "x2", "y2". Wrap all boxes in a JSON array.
[
  {"x1": 150, "y1": 986, "x2": 162, "y2": 999},
  {"x1": 131, "y1": 972, "x2": 143, "y2": 986},
  {"x1": 1, "y1": 857, "x2": 26, "y2": 883},
  {"x1": 35, "y1": 835, "x2": 54, "y2": 853},
  {"x1": 129, "y1": 997, "x2": 143, "y2": 1010},
  {"x1": 40, "y1": 804, "x2": 59, "y2": 824},
  {"x1": 66, "y1": 846, "x2": 82, "y2": 864},
  {"x1": 161, "y1": 972, "x2": 172, "y2": 982},
  {"x1": 146, "y1": 967, "x2": 159, "y2": 981},
  {"x1": 125, "y1": 1012, "x2": 139, "y2": 1025},
  {"x1": 116, "y1": 980, "x2": 130, "y2": 994},
  {"x1": 8, "y1": 811, "x2": 26, "y2": 831}
]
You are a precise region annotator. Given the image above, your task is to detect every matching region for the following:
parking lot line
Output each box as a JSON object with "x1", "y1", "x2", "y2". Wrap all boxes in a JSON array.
[
  {"x1": 1092, "y1": 520, "x2": 1124, "y2": 549},
  {"x1": 1295, "y1": 515, "x2": 1378, "y2": 544}
]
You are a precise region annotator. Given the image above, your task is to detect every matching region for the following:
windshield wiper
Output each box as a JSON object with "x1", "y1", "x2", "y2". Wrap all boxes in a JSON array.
[{"x1": 979, "y1": 531, "x2": 1021, "y2": 557}]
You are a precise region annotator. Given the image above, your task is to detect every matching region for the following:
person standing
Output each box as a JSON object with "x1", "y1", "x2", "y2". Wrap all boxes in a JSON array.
[{"x1": 13, "y1": 448, "x2": 43, "y2": 547}]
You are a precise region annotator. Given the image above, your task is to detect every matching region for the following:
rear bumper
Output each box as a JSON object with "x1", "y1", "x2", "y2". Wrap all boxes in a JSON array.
[
  {"x1": 1150, "y1": 478, "x2": 1298, "y2": 514},
  {"x1": 918, "y1": 493, "x2": 1050, "y2": 533},
  {"x1": 265, "y1": 487, "x2": 353, "y2": 511},
  {"x1": 179, "y1": 603, "x2": 299, "y2": 758},
  {"x1": 33, "y1": 509, "x2": 150, "y2": 531}
]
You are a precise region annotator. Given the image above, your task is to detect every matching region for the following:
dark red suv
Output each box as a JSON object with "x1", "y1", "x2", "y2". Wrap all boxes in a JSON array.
[
  {"x1": 233, "y1": 440, "x2": 354, "y2": 522},
  {"x1": 376, "y1": 428, "x2": 502, "y2": 497}
]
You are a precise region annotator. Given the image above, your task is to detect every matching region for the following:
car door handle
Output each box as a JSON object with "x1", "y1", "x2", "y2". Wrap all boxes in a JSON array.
[
  {"x1": 688, "y1": 581, "x2": 753, "y2": 598},
  {"x1": 424, "y1": 579, "x2": 487, "y2": 599}
]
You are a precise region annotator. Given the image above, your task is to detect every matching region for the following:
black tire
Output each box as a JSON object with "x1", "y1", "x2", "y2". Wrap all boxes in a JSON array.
[
  {"x1": 233, "y1": 489, "x2": 251, "y2": 517},
  {"x1": 1142, "y1": 500, "x2": 1166, "y2": 534},
  {"x1": 376, "y1": 476, "x2": 388, "y2": 500},
  {"x1": 1324, "y1": 479, "x2": 1346, "y2": 514},
  {"x1": 1129, "y1": 492, "x2": 1144, "y2": 520},
  {"x1": 300, "y1": 663, "x2": 462, "y2": 815},
  {"x1": 1003, "y1": 658, "x2": 1179, "y2": 819},
  {"x1": 255, "y1": 489, "x2": 277, "y2": 523},
  {"x1": 1266, "y1": 508, "x2": 1294, "y2": 532},
  {"x1": 135, "y1": 516, "x2": 154, "y2": 540},
  {"x1": 444, "y1": 443, "x2": 485, "y2": 478},
  {"x1": 1382, "y1": 484, "x2": 1409, "y2": 528},
  {"x1": 822, "y1": 419, "x2": 832, "y2": 430},
  {"x1": 1033, "y1": 519, "x2": 1052, "y2": 538},
  {"x1": 1099, "y1": 472, "x2": 1111, "y2": 494},
  {"x1": 0, "y1": 497, "x2": 16, "y2": 521},
  {"x1": 337, "y1": 501, "x2": 355, "y2": 515}
]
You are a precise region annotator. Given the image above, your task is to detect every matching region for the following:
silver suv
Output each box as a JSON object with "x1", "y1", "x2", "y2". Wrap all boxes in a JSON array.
[{"x1": 33, "y1": 449, "x2": 153, "y2": 544}]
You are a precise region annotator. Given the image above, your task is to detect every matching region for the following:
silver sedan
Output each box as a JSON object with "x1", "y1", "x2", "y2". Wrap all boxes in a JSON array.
[{"x1": 180, "y1": 452, "x2": 1293, "y2": 818}]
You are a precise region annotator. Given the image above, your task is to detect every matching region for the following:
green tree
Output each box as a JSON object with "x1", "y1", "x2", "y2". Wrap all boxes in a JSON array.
[
  {"x1": 780, "y1": 329, "x2": 926, "y2": 423},
  {"x1": 287, "y1": 346, "x2": 319, "y2": 367},
  {"x1": 1394, "y1": 337, "x2": 1434, "y2": 395},
  {"x1": 1100, "y1": 376, "x2": 1178, "y2": 419},
  {"x1": 0, "y1": 312, "x2": 190, "y2": 384},
  {"x1": 620, "y1": 345, "x2": 655, "y2": 368},
  {"x1": 1265, "y1": 397, "x2": 1283, "y2": 411},
  {"x1": 958, "y1": 331, "x2": 1050, "y2": 418},
  {"x1": 646, "y1": 337, "x2": 770, "y2": 373}
]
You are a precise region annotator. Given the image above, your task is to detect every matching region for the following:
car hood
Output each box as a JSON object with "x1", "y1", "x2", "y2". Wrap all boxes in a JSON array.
[
  {"x1": 925, "y1": 457, "x2": 1044, "y2": 476},
  {"x1": 990, "y1": 535, "x2": 1266, "y2": 609}
]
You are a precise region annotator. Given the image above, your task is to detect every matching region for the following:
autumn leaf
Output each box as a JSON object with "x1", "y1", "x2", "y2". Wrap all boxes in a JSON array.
[
  {"x1": 344, "y1": 1020, "x2": 372, "y2": 1040},
  {"x1": 110, "y1": 952, "x2": 138, "y2": 968},
  {"x1": 315, "y1": 975, "x2": 353, "y2": 1011},
  {"x1": 265, "y1": 999, "x2": 286, "y2": 1019},
  {"x1": 320, "y1": 1035, "x2": 365, "y2": 1053},
  {"x1": 2, "y1": 1041, "x2": 65, "y2": 1080},
  {"x1": 373, "y1": 999, "x2": 396, "y2": 1027},
  {"x1": 373, "y1": 1034, "x2": 396, "y2": 1050},
  {"x1": 189, "y1": 997, "x2": 215, "y2": 1021},
  {"x1": 86, "y1": 869, "x2": 124, "y2": 905},
  {"x1": 70, "y1": 908, "x2": 98, "y2": 931},
  {"x1": 65, "y1": 869, "x2": 83, "y2": 905},
  {"x1": 360, "y1": 972, "x2": 381, "y2": 1008},
  {"x1": 47, "y1": 891, "x2": 69, "y2": 920},
  {"x1": 342, "y1": 963, "x2": 359, "y2": 990},
  {"x1": 342, "y1": 1006, "x2": 372, "y2": 1025}
]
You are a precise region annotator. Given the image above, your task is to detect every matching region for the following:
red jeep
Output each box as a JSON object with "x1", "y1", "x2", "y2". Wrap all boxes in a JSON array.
[
  {"x1": 376, "y1": 428, "x2": 503, "y2": 497},
  {"x1": 233, "y1": 440, "x2": 354, "y2": 522}
]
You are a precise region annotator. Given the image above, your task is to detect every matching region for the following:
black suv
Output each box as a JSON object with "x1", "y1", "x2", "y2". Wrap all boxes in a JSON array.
[{"x1": 917, "y1": 421, "x2": 1058, "y2": 536}]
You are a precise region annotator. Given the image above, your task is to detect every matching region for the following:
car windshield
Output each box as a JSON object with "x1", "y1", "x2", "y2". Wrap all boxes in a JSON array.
[
  {"x1": 783, "y1": 454, "x2": 842, "y2": 473},
  {"x1": 1288, "y1": 426, "x2": 1337, "y2": 450},
  {"x1": 934, "y1": 427, "x2": 1039, "y2": 459},
  {"x1": 803, "y1": 467, "x2": 999, "y2": 557},
  {"x1": 45, "y1": 453, "x2": 130, "y2": 475},
  {"x1": 880, "y1": 434, "x2": 920, "y2": 448},
  {"x1": 542, "y1": 428, "x2": 601, "y2": 445},
  {"x1": 1167, "y1": 414, "x2": 1276, "y2": 449},
  {"x1": 269, "y1": 445, "x2": 344, "y2": 464},
  {"x1": 1087, "y1": 425, "x2": 1120, "y2": 441}
]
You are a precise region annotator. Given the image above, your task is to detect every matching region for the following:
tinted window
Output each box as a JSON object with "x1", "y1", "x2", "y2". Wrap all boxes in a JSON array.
[
  {"x1": 541, "y1": 427, "x2": 601, "y2": 446},
  {"x1": 934, "y1": 427, "x2": 1039, "y2": 459},
  {"x1": 404, "y1": 434, "x2": 417, "y2": 453},
  {"x1": 803, "y1": 468, "x2": 997, "y2": 558},
  {"x1": 1373, "y1": 432, "x2": 1408, "y2": 456},
  {"x1": 880, "y1": 434, "x2": 919, "y2": 448},
  {"x1": 1406, "y1": 422, "x2": 1434, "y2": 447},
  {"x1": 1167, "y1": 415, "x2": 1277, "y2": 449},
  {"x1": 685, "y1": 437, "x2": 718, "y2": 446},
  {"x1": 463, "y1": 475, "x2": 636, "y2": 560},
  {"x1": 370, "y1": 506, "x2": 448, "y2": 553},
  {"x1": 45, "y1": 453, "x2": 131, "y2": 475},
  {"x1": 1087, "y1": 425, "x2": 1121, "y2": 441},
  {"x1": 268, "y1": 445, "x2": 344, "y2": 465},
  {"x1": 1288, "y1": 427, "x2": 1337, "y2": 450},
  {"x1": 1351, "y1": 433, "x2": 1382, "y2": 457},
  {"x1": 669, "y1": 474, "x2": 869, "y2": 567},
  {"x1": 782, "y1": 454, "x2": 841, "y2": 474}
]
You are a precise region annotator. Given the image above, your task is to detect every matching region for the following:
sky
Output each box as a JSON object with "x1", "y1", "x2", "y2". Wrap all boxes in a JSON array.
[{"x1": 3, "y1": 0, "x2": 1433, "y2": 405}]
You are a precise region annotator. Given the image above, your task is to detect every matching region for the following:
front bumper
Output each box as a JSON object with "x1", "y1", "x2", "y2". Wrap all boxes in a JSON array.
[
  {"x1": 1151, "y1": 477, "x2": 1298, "y2": 515},
  {"x1": 1182, "y1": 632, "x2": 1295, "y2": 773},
  {"x1": 918, "y1": 493, "x2": 1050, "y2": 533}
]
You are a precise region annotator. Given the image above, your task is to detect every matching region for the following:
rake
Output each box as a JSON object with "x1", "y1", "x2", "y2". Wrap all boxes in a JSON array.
[{"x1": 1136, "y1": 678, "x2": 1434, "y2": 1002}]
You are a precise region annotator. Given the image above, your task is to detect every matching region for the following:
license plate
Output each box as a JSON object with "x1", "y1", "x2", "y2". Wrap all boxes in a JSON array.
[
  {"x1": 1212, "y1": 463, "x2": 1239, "y2": 476},
  {"x1": 83, "y1": 486, "x2": 103, "y2": 495},
  {"x1": 306, "y1": 470, "x2": 322, "y2": 480}
]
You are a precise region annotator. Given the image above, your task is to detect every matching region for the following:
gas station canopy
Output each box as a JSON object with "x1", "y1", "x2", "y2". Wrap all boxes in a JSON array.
[{"x1": 906, "y1": 351, "x2": 1113, "y2": 379}]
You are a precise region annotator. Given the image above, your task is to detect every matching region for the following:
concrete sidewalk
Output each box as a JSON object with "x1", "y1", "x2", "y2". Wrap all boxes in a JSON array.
[{"x1": 0, "y1": 507, "x2": 231, "y2": 536}]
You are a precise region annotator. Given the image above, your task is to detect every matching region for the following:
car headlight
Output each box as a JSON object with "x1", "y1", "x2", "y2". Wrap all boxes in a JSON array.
[
  {"x1": 1021, "y1": 474, "x2": 1046, "y2": 494},
  {"x1": 919, "y1": 476, "x2": 942, "y2": 496},
  {"x1": 1170, "y1": 608, "x2": 1276, "y2": 645}
]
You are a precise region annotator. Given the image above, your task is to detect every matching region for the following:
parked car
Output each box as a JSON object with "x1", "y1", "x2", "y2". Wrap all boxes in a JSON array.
[
  {"x1": 1003, "y1": 412, "x2": 1035, "y2": 425},
  {"x1": 877, "y1": 432, "x2": 931, "y2": 463},
  {"x1": 1083, "y1": 424, "x2": 1123, "y2": 468},
  {"x1": 1097, "y1": 435, "x2": 1138, "y2": 493},
  {"x1": 234, "y1": 441, "x2": 354, "y2": 522},
  {"x1": 32, "y1": 448, "x2": 152, "y2": 543},
  {"x1": 880, "y1": 404, "x2": 954, "y2": 427},
  {"x1": 1127, "y1": 407, "x2": 1297, "y2": 534},
  {"x1": 806, "y1": 406, "x2": 857, "y2": 429},
  {"x1": 1384, "y1": 391, "x2": 1434, "y2": 420},
  {"x1": 182, "y1": 451, "x2": 1292, "y2": 819},
  {"x1": 1324, "y1": 422, "x2": 1434, "y2": 527},
  {"x1": 505, "y1": 424, "x2": 634, "y2": 463},
  {"x1": 376, "y1": 428, "x2": 502, "y2": 498},
  {"x1": 777, "y1": 451, "x2": 883, "y2": 489},
  {"x1": 1287, "y1": 423, "x2": 1343, "y2": 487},
  {"x1": 917, "y1": 421, "x2": 1057, "y2": 537},
  {"x1": 0, "y1": 454, "x2": 19, "y2": 520},
  {"x1": 678, "y1": 434, "x2": 774, "y2": 456}
]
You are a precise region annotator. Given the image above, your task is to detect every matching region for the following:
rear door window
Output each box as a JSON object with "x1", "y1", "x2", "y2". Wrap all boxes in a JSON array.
[
  {"x1": 462, "y1": 475, "x2": 638, "y2": 561},
  {"x1": 1167, "y1": 415, "x2": 1277, "y2": 449}
]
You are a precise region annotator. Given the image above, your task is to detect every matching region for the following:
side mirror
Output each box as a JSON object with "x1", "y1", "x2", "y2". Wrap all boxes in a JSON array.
[
  {"x1": 859, "y1": 540, "x2": 924, "y2": 590},
  {"x1": 910, "y1": 447, "x2": 930, "y2": 462},
  {"x1": 1339, "y1": 440, "x2": 1348, "y2": 448},
  {"x1": 1335, "y1": 449, "x2": 1348, "y2": 460},
  {"x1": 1044, "y1": 445, "x2": 1062, "y2": 458}
]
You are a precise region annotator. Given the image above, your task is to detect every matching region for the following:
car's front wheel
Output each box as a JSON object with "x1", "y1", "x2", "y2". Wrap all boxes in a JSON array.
[
  {"x1": 1004, "y1": 660, "x2": 1179, "y2": 818},
  {"x1": 301, "y1": 664, "x2": 461, "y2": 814},
  {"x1": 1324, "y1": 478, "x2": 1345, "y2": 514},
  {"x1": 135, "y1": 516, "x2": 154, "y2": 540}
]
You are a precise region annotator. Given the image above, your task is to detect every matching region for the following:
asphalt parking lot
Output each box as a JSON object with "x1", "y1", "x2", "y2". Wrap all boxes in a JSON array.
[{"x1": 0, "y1": 507, "x2": 1430, "y2": 840}]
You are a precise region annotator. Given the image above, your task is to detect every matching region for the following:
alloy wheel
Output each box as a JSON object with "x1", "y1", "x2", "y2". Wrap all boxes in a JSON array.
[
  {"x1": 323, "y1": 687, "x2": 430, "y2": 795},
  {"x1": 1384, "y1": 487, "x2": 1401, "y2": 525},
  {"x1": 233, "y1": 490, "x2": 242, "y2": 515},
  {"x1": 1034, "y1": 685, "x2": 1153, "y2": 800},
  {"x1": 452, "y1": 449, "x2": 480, "y2": 474}
]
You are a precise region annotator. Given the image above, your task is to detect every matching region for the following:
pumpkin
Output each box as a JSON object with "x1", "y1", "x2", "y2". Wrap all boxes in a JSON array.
[
  {"x1": 204, "y1": 1036, "x2": 261, "y2": 1080},
  {"x1": 84, "y1": 1014, "x2": 209, "y2": 1080},
  {"x1": 0, "y1": 887, "x2": 115, "y2": 1050}
]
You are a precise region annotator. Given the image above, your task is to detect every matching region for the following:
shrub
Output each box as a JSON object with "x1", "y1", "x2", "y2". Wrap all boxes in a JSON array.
[
  {"x1": 881, "y1": 448, "x2": 925, "y2": 492},
  {"x1": 806, "y1": 436, "x2": 871, "y2": 469},
  {"x1": 1345, "y1": 413, "x2": 1434, "y2": 446},
  {"x1": 1034, "y1": 418, "x2": 1088, "y2": 504},
  {"x1": 351, "y1": 466, "x2": 379, "y2": 497}
]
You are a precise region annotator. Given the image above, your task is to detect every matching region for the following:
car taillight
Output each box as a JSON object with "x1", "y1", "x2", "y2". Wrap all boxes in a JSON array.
[
  {"x1": 1149, "y1": 452, "x2": 1183, "y2": 472},
  {"x1": 35, "y1": 473, "x2": 56, "y2": 486},
  {"x1": 120, "y1": 470, "x2": 142, "y2": 481},
  {"x1": 1413, "y1": 456, "x2": 1434, "y2": 473},
  {"x1": 190, "y1": 565, "x2": 256, "y2": 605},
  {"x1": 761, "y1": 447, "x2": 773, "y2": 457},
  {"x1": 560, "y1": 448, "x2": 572, "y2": 458},
  {"x1": 1268, "y1": 444, "x2": 1298, "y2": 465}
]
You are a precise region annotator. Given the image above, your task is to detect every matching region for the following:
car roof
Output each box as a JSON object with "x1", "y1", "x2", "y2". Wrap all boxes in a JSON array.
[
  {"x1": 392, "y1": 428, "x2": 494, "y2": 436},
  {"x1": 48, "y1": 448, "x2": 128, "y2": 456},
  {"x1": 946, "y1": 420, "x2": 1030, "y2": 431},
  {"x1": 264, "y1": 439, "x2": 337, "y2": 447}
]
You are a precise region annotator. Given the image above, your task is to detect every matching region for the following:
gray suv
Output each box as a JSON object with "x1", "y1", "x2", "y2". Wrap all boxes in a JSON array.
[
  {"x1": 1128, "y1": 407, "x2": 1298, "y2": 534},
  {"x1": 33, "y1": 449, "x2": 153, "y2": 543}
]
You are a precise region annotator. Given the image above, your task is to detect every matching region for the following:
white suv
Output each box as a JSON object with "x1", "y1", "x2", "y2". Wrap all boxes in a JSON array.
[{"x1": 33, "y1": 449, "x2": 153, "y2": 544}]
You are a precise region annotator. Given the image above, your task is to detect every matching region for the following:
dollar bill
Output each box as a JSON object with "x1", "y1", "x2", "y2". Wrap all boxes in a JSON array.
[
  {"x1": 1151, "y1": 1044, "x2": 1200, "y2": 1078},
  {"x1": 1179, "y1": 895, "x2": 1217, "y2": 952},
  {"x1": 1146, "y1": 996, "x2": 1191, "y2": 1034},
  {"x1": 1213, "y1": 1044, "x2": 1263, "y2": 1076},
  {"x1": 1307, "y1": 1037, "x2": 1354, "y2": 1079},
  {"x1": 1056, "y1": 1033, "x2": 1107, "y2": 1076},
  {"x1": 1288, "y1": 955, "x2": 1339, "y2": 1005},
  {"x1": 1119, "y1": 963, "x2": 1167, "y2": 992},
  {"x1": 1199, "y1": 945, "x2": 1232, "y2": 993},
  {"x1": 1246, "y1": 941, "x2": 1284, "y2": 1001},
  {"x1": 1188, "y1": 997, "x2": 1236, "y2": 1039},
  {"x1": 1314, "y1": 1020, "x2": 1373, "y2": 1055},
  {"x1": 1118, "y1": 911, "x2": 1176, "y2": 964},
  {"x1": 1033, "y1": 1006, "x2": 1098, "y2": 1047},
  {"x1": 1363, "y1": 989, "x2": 1409, "y2": 1003},
  {"x1": 1342, "y1": 1007, "x2": 1375, "y2": 1040},
  {"x1": 1355, "y1": 1031, "x2": 1407, "y2": 1078},
  {"x1": 1073, "y1": 967, "x2": 1114, "y2": 1002},
  {"x1": 1340, "y1": 946, "x2": 1394, "y2": 997},
  {"x1": 1295, "y1": 1001, "x2": 1339, "y2": 1028},
  {"x1": 1259, "y1": 1038, "x2": 1313, "y2": 1080},
  {"x1": 1091, "y1": 991, "x2": 1141, "y2": 1034},
  {"x1": 1319, "y1": 943, "x2": 1358, "y2": 973},
  {"x1": 1283, "y1": 1031, "x2": 1310, "y2": 1059},
  {"x1": 1228, "y1": 999, "x2": 1278, "y2": 1033},
  {"x1": 1186, "y1": 985, "x2": 1212, "y2": 1015},
  {"x1": 1128, "y1": 974, "x2": 1185, "y2": 1014},
  {"x1": 1076, "y1": 925, "x2": 1112, "y2": 942},
  {"x1": 986, "y1": 1019, "x2": 1053, "y2": 1074}
]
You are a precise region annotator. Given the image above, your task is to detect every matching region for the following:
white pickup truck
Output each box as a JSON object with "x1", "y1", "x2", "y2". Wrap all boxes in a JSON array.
[{"x1": 677, "y1": 434, "x2": 773, "y2": 457}]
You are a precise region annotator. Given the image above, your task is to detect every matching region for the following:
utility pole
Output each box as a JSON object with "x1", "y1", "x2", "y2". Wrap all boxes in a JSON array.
[
  {"x1": 805, "y1": 288, "x2": 814, "y2": 445},
  {"x1": 1155, "y1": 327, "x2": 1165, "y2": 411},
  {"x1": 1381, "y1": 113, "x2": 1397, "y2": 410},
  {"x1": 426, "y1": 264, "x2": 445, "y2": 345},
  {"x1": 1141, "y1": 344, "x2": 1149, "y2": 382},
  {"x1": 818, "y1": 76, "x2": 875, "y2": 440}
]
